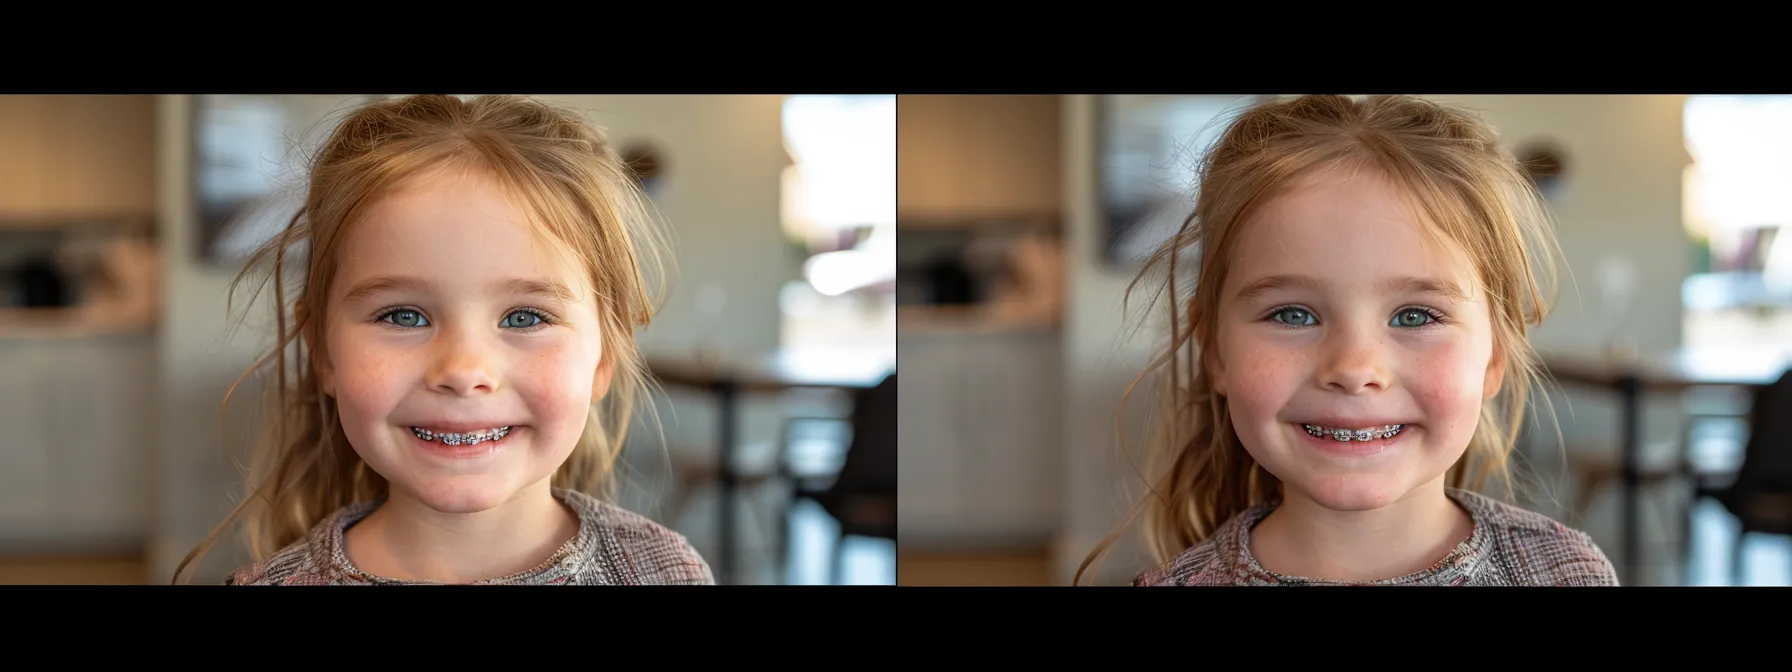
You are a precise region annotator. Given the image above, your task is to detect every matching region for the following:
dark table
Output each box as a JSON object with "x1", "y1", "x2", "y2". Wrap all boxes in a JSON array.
[
  {"x1": 1540, "y1": 346, "x2": 1789, "y2": 584},
  {"x1": 646, "y1": 347, "x2": 893, "y2": 584}
]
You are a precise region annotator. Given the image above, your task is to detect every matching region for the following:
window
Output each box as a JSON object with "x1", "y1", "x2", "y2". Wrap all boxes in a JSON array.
[
  {"x1": 777, "y1": 95, "x2": 896, "y2": 356},
  {"x1": 1681, "y1": 96, "x2": 1792, "y2": 350}
]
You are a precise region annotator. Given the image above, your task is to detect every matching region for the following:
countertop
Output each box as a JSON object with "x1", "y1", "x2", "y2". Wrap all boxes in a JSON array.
[
  {"x1": 0, "y1": 306, "x2": 154, "y2": 341},
  {"x1": 898, "y1": 305, "x2": 1059, "y2": 336}
]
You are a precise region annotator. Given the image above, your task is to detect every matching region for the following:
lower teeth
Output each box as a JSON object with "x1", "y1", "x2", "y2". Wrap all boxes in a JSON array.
[{"x1": 1303, "y1": 424, "x2": 1404, "y2": 442}]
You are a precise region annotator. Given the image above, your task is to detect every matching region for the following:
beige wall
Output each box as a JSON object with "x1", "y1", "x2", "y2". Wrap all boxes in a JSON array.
[
  {"x1": 150, "y1": 95, "x2": 794, "y2": 583},
  {"x1": 1056, "y1": 95, "x2": 1695, "y2": 584},
  {"x1": 0, "y1": 95, "x2": 157, "y2": 220},
  {"x1": 897, "y1": 95, "x2": 1062, "y2": 220}
]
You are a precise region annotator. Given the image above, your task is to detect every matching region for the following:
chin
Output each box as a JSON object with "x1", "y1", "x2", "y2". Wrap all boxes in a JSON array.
[
  {"x1": 1289, "y1": 473, "x2": 1417, "y2": 512},
  {"x1": 392, "y1": 476, "x2": 536, "y2": 514}
]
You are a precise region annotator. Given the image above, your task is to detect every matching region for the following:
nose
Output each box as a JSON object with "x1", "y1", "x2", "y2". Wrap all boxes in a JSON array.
[
  {"x1": 1315, "y1": 322, "x2": 1390, "y2": 394},
  {"x1": 426, "y1": 328, "x2": 500, "y2": 397}
]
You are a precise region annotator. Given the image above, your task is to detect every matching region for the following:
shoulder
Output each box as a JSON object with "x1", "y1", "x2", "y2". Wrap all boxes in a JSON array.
[
  {"x1": 559, "y1": 489, "x2": 714, "y2": 585},
  {"x1": 1132, "y1": 511, "x2": 1253, "y2": 587},
  {"x1": 221, "y1": 508, "x2": 357, "y2": 586},
  {"x1": 1452, "y1": 489, "x2": 1619, "y2": 586},
  {"x1": 222, "y1": 533, "x2": 333, "y2": 586},
  {"x1": 1134, "y1": 541, "x2": 1224, "y2": 586}
]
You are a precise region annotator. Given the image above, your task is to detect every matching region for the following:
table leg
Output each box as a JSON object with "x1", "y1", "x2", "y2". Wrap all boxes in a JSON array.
[
  {"x1": 715, "y1": 380, "x2": 738, "y2": 585},
  {"x1": 1618, "y1": 374, "x2": 1641, "y2": 585}
]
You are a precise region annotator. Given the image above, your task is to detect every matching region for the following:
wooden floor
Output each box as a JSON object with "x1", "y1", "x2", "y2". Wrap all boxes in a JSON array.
[
  {"x1": 897, "y1": 551, "x2": 1056, "y2": 586},
  {"x1": 0, "y1": 555, "x2": 148, "y2": 585}
]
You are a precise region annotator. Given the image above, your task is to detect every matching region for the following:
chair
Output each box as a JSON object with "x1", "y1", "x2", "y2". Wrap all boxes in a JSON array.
[
  {"x1": 776, "y1": 373, "x2": 897, "y2": 584},
  {"x1": 660, "y1": 445, "x2": 781, "y2": 532},
  {"x1": 1566, "y1": 445, "x2": 1683, "y2": 530},
  {"x1": 1691, "y1": 368, "x2": 1792, "y2": 585},
  {"x1": 1564, "y1": 388, "x2": 1753, "y2": 580}
]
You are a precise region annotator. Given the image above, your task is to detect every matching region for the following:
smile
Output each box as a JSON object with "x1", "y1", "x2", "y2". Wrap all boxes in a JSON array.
[
  {"x1": 410, "y1": 425, "x2": 511, "y2": 446},
  {"x1": 1302, "y1": 424, "x2": 1405, "y2": 442}
]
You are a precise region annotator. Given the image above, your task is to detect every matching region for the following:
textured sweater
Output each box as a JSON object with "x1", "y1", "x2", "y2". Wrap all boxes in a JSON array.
[
  {"x1": 223, "y1": 487, "x2": 713, "y2": 585},
  {"x1": 1134, "y1": 488, "x2": 1619, "y2": 586}
]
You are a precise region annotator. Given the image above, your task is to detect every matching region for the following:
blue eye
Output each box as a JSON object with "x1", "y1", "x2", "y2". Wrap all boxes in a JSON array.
[
  {"x1": 382, "y1": 309, "x2": 428, "y2": 328},
  {"x1": 502, "y1": 310, "x2": 544, "y2": 329},
  {"x1": 1272, "y1": 308, "x2": 1315, "y2": 327},
  {"x1": 1392, "y1": 309, "x2": 1434, "y2": 328}
]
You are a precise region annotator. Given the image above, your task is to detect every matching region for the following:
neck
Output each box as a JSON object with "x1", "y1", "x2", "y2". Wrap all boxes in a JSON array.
[
  {"x1": 344, "y1": 481, "x2": 579, "y2": 583},
  {"x1": 1249, "y1": 478, "x2": 1472, "y2": 583}
]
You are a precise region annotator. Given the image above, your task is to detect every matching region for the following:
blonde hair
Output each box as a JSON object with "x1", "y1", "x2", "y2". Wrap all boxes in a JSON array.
[
  {"x1": 1076, "y1": 94, "x2": 1565, "y2": 585},
  {"x1": 175, "y1": 94, "x2": 669, "y2": 584}
]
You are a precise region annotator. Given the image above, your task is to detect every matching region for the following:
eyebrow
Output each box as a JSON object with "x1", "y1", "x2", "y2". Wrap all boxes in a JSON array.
[
  {"x1": 340, "y1": 276, "x2": 578, "y2": 304},
  {"x1": 1232, "y1": 274, "x2": 1320, "y2": 304},
  {"x1": 341, "y1": 276, "x2": 431, "y2": 304},
  {"x1": 1384, "y1": 275, "x2": 1469, "y2": 302},
  {"x1": 501, "y1": 278, "x2": 579, "y2": 303},
  {"x1": 1232, "y1": 274, "x2": 1468, "y2": 303}
]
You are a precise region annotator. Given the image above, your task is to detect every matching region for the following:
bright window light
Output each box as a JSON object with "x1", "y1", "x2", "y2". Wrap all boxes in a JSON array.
[{"x1": 781, "y1": 95, "x2": 896, "y2": 242}]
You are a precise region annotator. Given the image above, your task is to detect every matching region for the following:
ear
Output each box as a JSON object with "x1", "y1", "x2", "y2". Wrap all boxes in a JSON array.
[
  {"x1": 1482, "y1": 340, "x2": 1507, "y2": 400},
  {"x1": 1206, "y1": 347, "x2": 1228, "y2": 397},
  {"x1": 1193, "y1": 299, "x2": 1227, "y2": 397},
  {"x1": 297, "y1": 300, "x2": 337, "y2": 397},
  {"x1": 591, "y1": 348, "x2": 616, "y2": 401}
]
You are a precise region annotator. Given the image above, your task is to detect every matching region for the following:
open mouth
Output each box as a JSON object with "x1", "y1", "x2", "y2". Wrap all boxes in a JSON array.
[
  {"x1": 410, "y1": 425, "x2": 512, "y2": 446},
  {"x1": 1294, "y1": 422, "x2": 1410, "y2": 456},
  {"x1": 1301, "y1": 424, "x2": 1405, "y2": 443}
]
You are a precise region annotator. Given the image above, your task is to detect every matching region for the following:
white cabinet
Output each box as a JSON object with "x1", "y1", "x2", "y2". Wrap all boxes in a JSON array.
[
  {"x1": 895, "y1": 335, "x2": 962, "y2": 523},
  {"x1": 897, "y1": 328, "x2": 1061, "y2": 550},
  {"x1": 0, "y1": 336, "x2": 155, "y2": 548},
  {"x1": 55, "y1": 338, "x2": 156, "y2": 535},
  {"x1": 0, "y1": 346, "x2": 54, "y2": 527}
]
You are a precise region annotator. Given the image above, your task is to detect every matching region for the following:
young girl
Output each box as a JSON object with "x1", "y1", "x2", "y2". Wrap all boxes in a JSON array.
[
  {"x1": 176, "y1": 94, "x2": 714, "y2": 585},
  {"x1": 1080, "y1": 94, "x2": 1619, "y2": 586}
]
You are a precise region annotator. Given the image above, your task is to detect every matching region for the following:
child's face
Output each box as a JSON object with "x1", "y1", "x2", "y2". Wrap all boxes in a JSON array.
[
  {"x1": 1209, "y1": 166, "x2": 1505, "y2": 513},
  {"x1": 315, "y1": 166, "x2": 611, "y2": 515}
]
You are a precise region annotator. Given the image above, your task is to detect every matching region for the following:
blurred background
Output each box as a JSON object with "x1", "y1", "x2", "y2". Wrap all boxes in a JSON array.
[
  {"x1": 0, "y1": 94, "x2": 896, "y2": 585},
  {"x1": 897, "y1": 94, "x2": 1792, "y2": 587}
]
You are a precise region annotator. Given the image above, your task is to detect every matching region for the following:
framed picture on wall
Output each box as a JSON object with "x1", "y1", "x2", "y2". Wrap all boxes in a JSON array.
[
  {"x1": 192, "y1": 94, "x2": 379, "y2": 266},
  {"x1": 1095, "y1": 94, "x2": 1274, "y2": 269}
]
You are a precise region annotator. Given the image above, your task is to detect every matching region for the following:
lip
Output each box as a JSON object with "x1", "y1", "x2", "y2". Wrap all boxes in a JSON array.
[
  {"x1": 1299, "y1": 417, "x2": 1415, "y2": 430},
  {"x1": 406, "y1": 421, "x2": 520, "y2": 433},
  {"x1": 1293, "y1": 422, "x2": 1411, "y2": 457}
]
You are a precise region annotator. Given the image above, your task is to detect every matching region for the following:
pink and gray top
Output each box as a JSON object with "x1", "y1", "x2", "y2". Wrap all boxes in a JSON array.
[
  {"x1": 224, "y1": 487, "x2": 713, "y2": 585},
  {"x1": 1134, "y1": 488, "x2": 1619, "y2": 586}
]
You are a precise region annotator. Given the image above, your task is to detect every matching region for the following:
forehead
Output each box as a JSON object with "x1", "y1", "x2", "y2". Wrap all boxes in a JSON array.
[
  {"x1": 332, "y1": 166, "x2": 587, "y2": 295},
  {"x1": 1227, "y1": 167, "x2": 1478, "y2": 294}
]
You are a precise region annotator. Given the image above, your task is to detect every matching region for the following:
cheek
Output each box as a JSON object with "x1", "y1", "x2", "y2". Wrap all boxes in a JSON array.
[
  {"x1": 514, "y1": 344, "x2": 600, "y2": 419},
  {"x1": 1406, "y1": 336, "x2": 1490, "y2": 432},
  {"x1": 1220, "y1": 331, "x2": 1302, "y2": 423},
  {"x1": 328, "y1": 342, "x2": 412, "y2": 419}
]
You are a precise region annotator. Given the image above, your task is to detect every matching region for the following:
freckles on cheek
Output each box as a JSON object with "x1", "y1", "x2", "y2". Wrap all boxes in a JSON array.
[
  {"x1": 337, "y1": 360, "x2": 389, "y2": 403},
  {"x1": 334, "y1": 348, "x2": 409, "y2": 402},
  {"x1": 1231, "y1": 346, "x2": 1296, "y2": 416}
]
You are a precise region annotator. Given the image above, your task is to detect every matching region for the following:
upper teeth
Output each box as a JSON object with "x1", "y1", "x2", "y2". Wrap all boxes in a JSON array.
[
  {"x1": 411, "y1": 426, "x2": 511, "y2": 446},
  {"x1": 1303, "y1": 424, "x2": 1404, "y2": 442}
]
